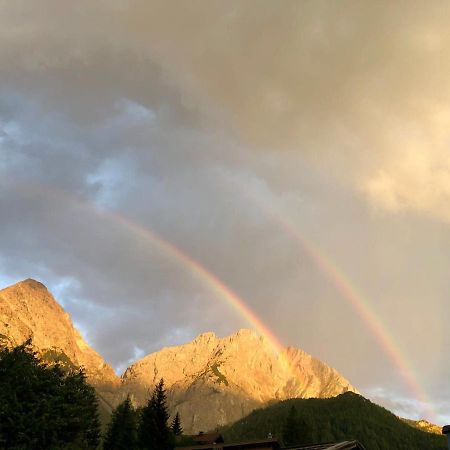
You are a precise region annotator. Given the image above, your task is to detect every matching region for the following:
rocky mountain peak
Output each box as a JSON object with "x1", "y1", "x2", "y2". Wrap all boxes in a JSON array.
[
  {"x1": 233, "y1": 328, "x2": 258, "y2": 338},
  {"x1": 121, "y1": 329, "x2": 357, "y2": 433},
  {"x1": 0, "y1": 279, "x2": 119, "y2": 391},
  {"x1": 2, "y1": 278, "x2": 59, "y2": 308},
  {"x1": 192, "y1": 331, "x2": 218, "y2": 344},
  {"x1": 0, "y1": 279, "x2": 358, "y2": 434},
  {"x1": 226, "y1": 328, "x2": 263, "y2": 344},
  {"x1": 17, "y1": 278, "x2": 47, "y2": 289}
]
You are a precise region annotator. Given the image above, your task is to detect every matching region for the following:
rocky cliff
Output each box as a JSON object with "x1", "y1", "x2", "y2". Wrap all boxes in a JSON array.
[
  {"x1": 0, "y1": 279, "x2": 356, "y2": 433},
  {"x1": 0, "y1": 279, "x2": 120, "y2": 403},
  {"x1": 122, "y1": 329, "x2": 356, "y2": 433}
]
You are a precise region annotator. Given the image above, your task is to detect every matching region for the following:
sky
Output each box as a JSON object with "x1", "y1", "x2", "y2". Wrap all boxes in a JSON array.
[{"x1": 0, "y1": 0, "x2": 450, "y2": 424}]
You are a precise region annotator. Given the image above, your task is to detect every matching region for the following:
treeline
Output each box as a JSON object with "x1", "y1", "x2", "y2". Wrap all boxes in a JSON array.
[
  {"x1": 222, "y1": 393, "x2": 447, "y2": 450},
  {"x1": 103, "y1": 379, "x2": 183, "y2": 450},
  {"x1": 0, "y1": 342, "x2": 184, "y2": 450},
  {"x1": 3, "y1": 342, "x2": 446, "y2": 450}
]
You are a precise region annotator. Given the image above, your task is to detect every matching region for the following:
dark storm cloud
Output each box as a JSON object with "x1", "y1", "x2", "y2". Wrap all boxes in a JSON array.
[{"x1": 1, "y1": 0, "x2": 450, "y2": 423}]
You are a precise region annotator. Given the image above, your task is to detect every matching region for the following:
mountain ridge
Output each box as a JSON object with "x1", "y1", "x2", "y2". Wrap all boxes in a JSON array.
[
  {"x1": 121, "y1": 327, "x2": 356, "y2": 432},
  {"x1": 0, "y1": 279, "x2": 120, "y2": 403},
  {"x1": 2, "y1": 278, "x2": 432, "y2": 435}
]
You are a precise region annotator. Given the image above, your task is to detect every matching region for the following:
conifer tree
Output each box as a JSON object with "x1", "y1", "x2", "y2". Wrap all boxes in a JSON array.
[
  {"x1": 103, "y1": 396, "x2": 138, "y2": 450},
  {"x1": 0, "y1": 340, "x2": 100, "y2": 449},
  {"x1": 171, "y1": 412, "x2": 183, "y2": 436},
  {"x1": 58, "y1": 368, "x2": 101, "y2": 448},
  {"x1": 138, "y1": 378, "x2": 172, "y2": 450}
]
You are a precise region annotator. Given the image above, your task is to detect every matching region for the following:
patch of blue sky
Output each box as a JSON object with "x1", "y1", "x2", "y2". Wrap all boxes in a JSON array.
[
  {"x1": 48, "y1": 276, "x2": 81, "y2": 309},
  {"x1": 115, "y1": 345, "x2": 147, "y2": 375},
  {"x1": 86, "y1": 154, "x2": 137, "y2": 209}
]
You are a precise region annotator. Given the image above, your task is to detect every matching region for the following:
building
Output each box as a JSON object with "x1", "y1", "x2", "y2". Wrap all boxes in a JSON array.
[
  {"x1": 176, "y1": 435, "x2": 281, "y2": 450},
  {"x1": 187, "y1": 433, "x2": 225, "y2": 446},
  {"x1": 175, "y1": 434, "x2": 366, "y2": 450}
]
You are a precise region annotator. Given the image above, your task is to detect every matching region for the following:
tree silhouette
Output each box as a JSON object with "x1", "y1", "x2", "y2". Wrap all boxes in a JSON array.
[
  {"x1": 171, "y1": 412, "x2": 183, "y2": 436},
  {"x1": 138, "y1": 378, "x2": 172, "y2": 450},
  {"x1": 0, "y1": 340, "x2": 100, "y2": 449},
  {"x1": 103, "y1": 396, "x2": 138, "y2": 450}
]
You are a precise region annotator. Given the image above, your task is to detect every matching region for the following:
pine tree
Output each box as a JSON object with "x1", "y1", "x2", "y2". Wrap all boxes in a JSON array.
[
  {"x1": 0, "y1": 340, "x2": 100, "y2": 449},
  {"x1": 103, "y1": 396, "x2": 138, "y2": 450},
  {"x1": 138, "y1": 393, "x2": 158, "y2": 450},
  {"x1": 138, "y1": 378, "x2": 172, "y2": 450},
  {"x1": 58, "y1": 368, "x2": 101, "y2": 448},
  {"x1": 171, "y1": 412, "x2": 183, "y2": 436}
]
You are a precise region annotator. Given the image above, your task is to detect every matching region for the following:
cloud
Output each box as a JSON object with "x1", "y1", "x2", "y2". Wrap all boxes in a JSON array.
[
  {"x1": 1, "y1": 0, "x2": 450, "y2": 423},
  {"x1": 118, "y1": 0, "x2": 450, "y2": 223},
  {"x1": 364, "y1": 121, "x2": 450, "y2": 221}
]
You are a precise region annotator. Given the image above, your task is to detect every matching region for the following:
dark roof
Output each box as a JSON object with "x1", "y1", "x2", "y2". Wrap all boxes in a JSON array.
[
  {"x1": 186, "y1": 432, "x2": 224, "y2": 444},
  {"x1": 284, "y1": 441, "x2": 367, "y2": 450},
  {"x1": 176, "y1": 437, "x2": 280, "y2": 450},
  {"x1": 443, "y1": 425, "x2": 450, "y2": 435}
]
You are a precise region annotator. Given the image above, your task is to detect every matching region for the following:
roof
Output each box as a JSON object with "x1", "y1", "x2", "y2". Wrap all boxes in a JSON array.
[
  {"x1": 187, "y1": 432, "x2": 224, "y2": 444},
  {"x1": 176, "y1": 437, "x2": 280, "y2": 450},
  {"x1": 443, "y1": 425, "x2": 450, "y2": 435},
  {"x1": 284, "y1": 441, "x2": 367, "y2": 450}
]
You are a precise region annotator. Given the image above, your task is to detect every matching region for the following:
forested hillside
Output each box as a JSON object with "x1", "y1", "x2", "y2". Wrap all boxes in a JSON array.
[{"x1": 221, "y1": 392, "x2": 446, "y2": 450}]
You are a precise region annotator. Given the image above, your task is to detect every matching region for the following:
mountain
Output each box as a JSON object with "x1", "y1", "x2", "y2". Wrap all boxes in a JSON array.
[
  {"x1": 0, "y1": 279, "x2": 120, "y2": 406},
  {"x1": 121, "y1": 329, "x2": 356, "y2": 433},
  {"x1": 0, "y1": 279, "x2": 378, "y2": 435},
  {"x1": 220, "y1": 392, "x2": 447, "y2": 450},
  {"x1": 402, "y1": 418, "x2": 443, "y2": 435}
]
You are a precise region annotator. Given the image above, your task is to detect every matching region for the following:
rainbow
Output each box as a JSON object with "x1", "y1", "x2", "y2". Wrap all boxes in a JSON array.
[
  {"x1": 9, "y1": 182, "x2": 286, "y2": 357},
  {"x1": 232, "y1": 186, "x2": 437, "y2": 421},
  {"x1": 80, "y1": 198, "x2": 296, "y2": 376},
  {"x1": 105, "y1": 211, "x2": 287, "y2": 355},
  {"x1": 8, "y1": 181, "x2": 436, "y2": 420}
]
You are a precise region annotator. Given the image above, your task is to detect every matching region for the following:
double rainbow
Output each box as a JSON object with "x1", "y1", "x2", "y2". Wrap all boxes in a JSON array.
[{"x1": 9, "y1": 181, "x2": 436, "y2": 421}]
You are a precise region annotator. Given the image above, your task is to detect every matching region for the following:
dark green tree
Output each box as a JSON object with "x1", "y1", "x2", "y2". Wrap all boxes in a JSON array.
[
  {"x1": 171, "y1": 412, "x2": 183, "y2": 436},
  {"x1": 103, "y1": 396, "x2": 138, "y2": 450},
  {"x1": 0, "y1": 340, "x2": 100, "y2": 449},
  {"x1": 138, "y1": 378, "x2": 172, "y2": 450},
  {"x1": 282, "y1": 405, "x2": 304, "y2": 446},
  {"x1": 56, "y1": 368, "x2": 101, "y2": 448},
  {"x1": 138, "y1": 395, "x2": 157, "y2": 450}
]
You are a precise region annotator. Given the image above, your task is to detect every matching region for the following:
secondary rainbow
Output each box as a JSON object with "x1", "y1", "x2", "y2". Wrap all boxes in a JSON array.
[
  {"x1": 237, "y1": 188, "x2": 437, "y2": 421},
  {"x1": 11, "y1": 181, "x2": 435, "y2": 420}
]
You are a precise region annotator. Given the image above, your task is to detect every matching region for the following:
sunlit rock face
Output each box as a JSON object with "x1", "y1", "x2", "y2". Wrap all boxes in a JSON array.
[
  {"x1": 0, "y1": 279, "x2": 356, "y2": 433},
  {"x1": 0, "y1": 279, "x2": 120, "y2": 402},
  {"x1": 122, "y1": 329, "x2": 357, "y2": 433}
]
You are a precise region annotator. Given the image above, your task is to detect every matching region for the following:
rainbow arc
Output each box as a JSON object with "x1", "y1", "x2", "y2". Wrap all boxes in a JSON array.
[{"x1": 8, "y1": 181, "x2": 437, "y2": 421}]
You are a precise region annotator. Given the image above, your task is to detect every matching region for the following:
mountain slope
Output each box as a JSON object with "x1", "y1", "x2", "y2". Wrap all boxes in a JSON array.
[
  {"x1": 0, "y1": 279, "x2": 119, "y2": 403},
  {"x1": 221, "y1": 392, "x2": 447, "y2": 450},
  {"x1": 5, "y1": 279, "x2": 424, "y2": 439},
  {"x1": 402, "y1": 418, "x2": 442, "y2": 435},
  {"x1": 122, "y1": 329, "x2": 356, "y2": 433}
]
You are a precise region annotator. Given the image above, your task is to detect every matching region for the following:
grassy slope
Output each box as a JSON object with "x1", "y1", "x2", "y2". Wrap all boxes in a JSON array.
[{"x1": 220, "y1": 392, "x2": 447, "y2": 450}]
